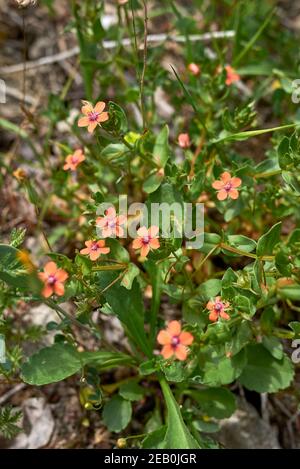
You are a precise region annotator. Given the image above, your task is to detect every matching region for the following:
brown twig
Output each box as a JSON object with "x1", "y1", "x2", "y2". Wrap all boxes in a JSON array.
[
  {"x1": 0, "y1": 32, "x2": 235, "y2": 75},
  {"x1": 189, "y1": 130, "x2": 206, "y2": 179}
]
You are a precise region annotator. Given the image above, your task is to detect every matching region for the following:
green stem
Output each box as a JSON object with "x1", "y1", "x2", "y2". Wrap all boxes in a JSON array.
[
  {"x1": 254, "y1": 169, "x2": 282, "y2": 179},
  {"x1": 149, "y1": 266, "x2": 162, "y2": 346},
  {"x1": 92, "y1": 264, "x2": 127, "y2": 272},
  {"x1": 233, "y1": 7, "x2": 275, "y2": 66},
  {"x1": 192, "y1": 245, "x2": 219, "y2": 278},
  {"x1": 220, "y1": 243, "x2": 274, "y2": 261}
]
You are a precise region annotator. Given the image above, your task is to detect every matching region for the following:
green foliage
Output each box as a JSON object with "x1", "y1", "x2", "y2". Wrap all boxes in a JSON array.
[
  {"x1": 0, "y1": 406, "x2": 22, "y2": 439},
  {"x1": 102, "y1": 396, "x2": 132, "y2": 433},
  {"x1": 239, "y1": 344, "x2": 294, "y2": 392}
]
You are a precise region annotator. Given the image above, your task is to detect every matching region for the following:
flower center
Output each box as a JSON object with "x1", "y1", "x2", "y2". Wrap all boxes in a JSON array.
[
  {"x1": 171, "y1": 336, "x2": 180, "y2": 347},
  {"x1": 224, "y1": 182, "x2": 232, "y2": 192},
  {"x1": 88, "y1": 111, "x2": 100, "y2": 122},
  {"x1": 215, "y1": 302, "x2": 223, "y2": 312},
  {"x1": 108, "y1": 219, "x2": 116, "y2": 228},
  {"x1": 71, "y1": 155, "x2": 79, "y2": 164},
  {"x1": 47, "y1": 274, "x2": 57, "y2": 285},
  {"x1": 143, "y1": 235, "x2": 150, "y2": 245},
  {"x1": 91, "y1": 242, "x2": 99, "y2": 251}
]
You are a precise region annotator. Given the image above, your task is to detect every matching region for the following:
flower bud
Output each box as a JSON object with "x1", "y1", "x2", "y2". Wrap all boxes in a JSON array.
[
  {"x1": 178, "y1": 133, "x2": 191, "y2": 148},
  {"x1": 188, "y1": 63, "x2": 201, "y2": 76},
  {"x1": 117, "y1": 438, "x2": 127, "y2": 448}
]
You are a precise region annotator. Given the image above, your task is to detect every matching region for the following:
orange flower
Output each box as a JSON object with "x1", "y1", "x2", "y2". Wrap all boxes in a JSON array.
[
  {"x1": 178, "y1": 133, "x2": 191, "y2": 148},
  {"x1": 78, "y1": 101, "x2": 109, "y2": 134},
  {"x1": 188, "y1": 63, "x2": 201, "y2": 76},
  {"x1": 224, "y1": 65, "x2": 240, "y2": 86},
  {"x1": 13, "y1": 168, "x2": 27, "y2": 181},
  {"x1": 212, "y1": 171, "x2": 242, "y2": 201},
  {"x1": 38, "y1": 261, "x2": 68, "y2": 298},
  {"x1": 80, "y1": 240, "x2": 110, "y2": 261},
  {"x1": 132, "y1": 226, "x2": 160, "y2": 258},
  {"x1": 63, "y1": 149, "x2": 85, "y2": 171},
  {"x1": 96, "y1": 207, "x2": 126, "y2": 238},
  {"x1": 206, "y1": 296, "x2": 230, "y2": 322},
  {"x1": 157, "y1": 320, "x2": 194, "y2": 361}
]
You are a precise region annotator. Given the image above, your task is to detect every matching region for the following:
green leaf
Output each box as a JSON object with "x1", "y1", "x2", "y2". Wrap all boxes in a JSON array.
[
  {"x1": 199, "y1": 233, "x2": 221, "y2": 255},
  {"x1": 0, "y1": 118, "x2": 29, "y2": 139},
  {"x1": 139, "y1": 359, "x2": 157, "y2": 375},
  {"x1": 234, "y1": 295, "x2": 256, "y2": 317},
  {"x1": 170, "y1": 65, "x2": 207, "y2": 132},
  {"x1": 80, "y1": 350, "x2": 135, "y2": 370},
  {"x1": 120, "y1": 263, "x2": 140, "y2": 290},
  {"x1": 239, "y1": 344, "x2": 294, "y2": 392},
  {"x1": 106, "y1": 238, "x2": 130, "y2": 263},
  {"x1": 288, "y1": 228, "x2": 300, "y2": 247},
  {"x1": 192, "y1": 419, "x2": 219, "y2": 433},
  {"x1": 153, "y1": 125, "x2": 169, "y2": 168},
  {"x1": 282, "y1": 171, "x2": 300, "y2": 194},
  {"x1": 102, "y1": 395, "x2": 132, "y2": 432},
  {"x1": 213, "y1": 124, "x2": 299, "y2": 144},
  {"x1": 201, "y1": 349, "x2": 246, "y2": 386},
  {"x1": 160, "y1": 379, "x2": 200, "y2": 449},
  {"x1": 277, "y1": 136, "x2": 293, "y2": 169},
  {"x1": 143, "y1": 170, "x2": 164, "y2": 194},
  {"x1": 101, "y1": 143, "x2": 128, "y2": 160},
  {"x1": 275, "y1": 250, "x2": 292, "y2": 276},
  {"x1": 0, "y1": 406, "x2": 22, "y2": 439},
  {"x1": 256, "y1": 222, "x2": 282, "y2": 257},
  {"x1": 227, "y1": 235, "x2": 257, "y2": 254},
  {"x1": 21, "y1": 343, "x2": 83, "y2": 385},
  {"x1": 107, "y1": 101, "x2": 128, "y2": 133},
  {"x1": 229, "y1": 321, "x2": 253, "y2": 355},
  {"x1": 277, "y1": 283, "x2": 300, "y2": 301},
  {"x1": 119, "y1": 381, "x2": 144, "y2": 401},
  {"x1": 97, "y1": 271, "x2": 151, "y2": 357},
  {"x1": 160, "y1": 360, "x2": 187, "y2": 383},
  {"x1": 142, "y1": 426, "x2": 167, "y2": 449},
  {"x1": 0, "y1": 244, "x2": 28, "y2": 288},
  {"x1": 191, "y1": 387, "x2": 236, "y2": 419},
  {"x1": 289, "y1": 321, "x2": 300, "y2": 338},
  {"x1": 21, "y1": 345, "x2": 134, "y2": 385},
  {"x1": 262, "y1": 336, "x2": 283, "y2": 360},
  {"x1": 197, "y1": 279, "x2": 222, "y2": 302}
]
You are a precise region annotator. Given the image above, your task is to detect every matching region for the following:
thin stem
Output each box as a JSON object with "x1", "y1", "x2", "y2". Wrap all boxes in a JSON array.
[
  {"x1": 189, "y1": 130, "x2": 206, "y2": 179},
  {"x1": 233, "y1": 7, "x2": 275, "y2": 66},
  {"x1": 91, "y1": 264, "x2": 127, "y2": 272},
  {"x1": 254, "y1": 169, "x2": 282, "y2": 179},
  {"x1": 149, "y1": 265, "x2": 162, "y2": 346},
  {"x1": 99, "y1": 270, "x2": 127, "y2": 295},
  {"x1": 45, "y1": 299, "x2": 91, "y2": 334},
  {"x1": 192, "y1": 245, "x2": 219, "y2": 278},
  {"x1": 140, "y1": 0, "x2": 148, "y2": 129},
  {"x1": 220, "y1": 243, "x2": 274, "y2": 261}
]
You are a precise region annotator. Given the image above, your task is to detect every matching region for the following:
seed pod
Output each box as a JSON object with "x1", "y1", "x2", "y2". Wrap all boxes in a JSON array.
[{"x1": 14, "y1": 0, "x2": 37, "y2": 8}]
